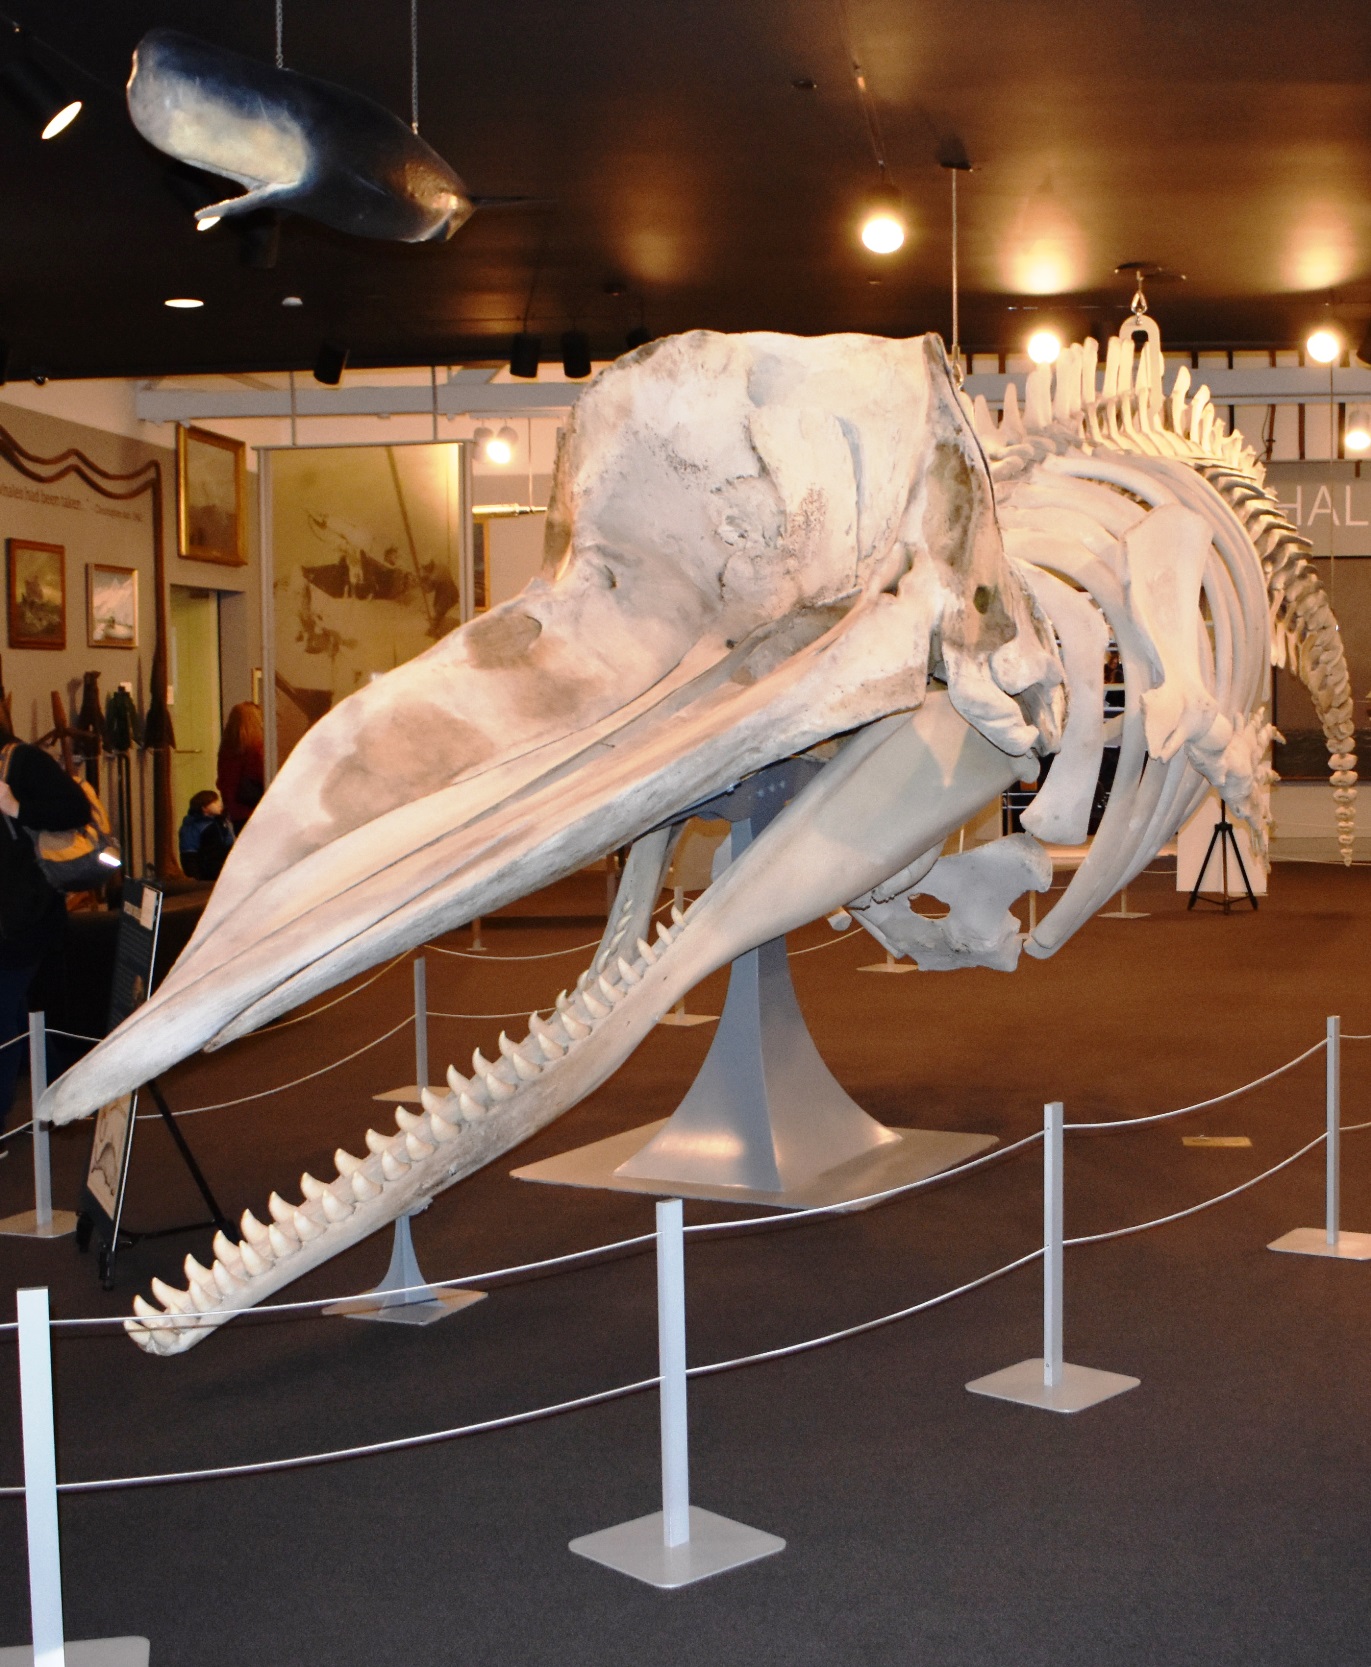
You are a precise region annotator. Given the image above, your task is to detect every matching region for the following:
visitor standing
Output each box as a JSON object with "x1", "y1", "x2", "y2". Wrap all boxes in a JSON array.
[{"x1": 217, "y1": 701, "x2": 265, "y2": 834}]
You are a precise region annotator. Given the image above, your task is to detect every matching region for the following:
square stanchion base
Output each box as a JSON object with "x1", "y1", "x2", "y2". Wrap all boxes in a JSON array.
[
  {"x1": 857, "y1": 959, "x2": 917, "y2": 974},
  {"x1": 1268, "y1": 1227, "x2": 1371, "y2": 1260},
  {"x1": 323, "y1": 1289, "x2": 486, "y2": 1326},
  {"x1": 0, "y1": 1639, "x2": 150, "y2": 1666},
  {"x1": 967, "y1": 1357, "x2": 1140, "y2": 1413},
  {"x1": 656, "y1": 1010, "x2": 718, "y2": 1027},
  {"x1": 570, "y1": 1506, "x2": 784, "y2": 1588},
  {"x1": 0, "y1": 1208, "x2": 77, "y2": 1239}
]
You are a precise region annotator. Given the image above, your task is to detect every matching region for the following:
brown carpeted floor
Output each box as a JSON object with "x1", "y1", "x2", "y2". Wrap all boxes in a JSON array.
[{"x1": 2, "y1": 862, "x2": 1371, "y2": 1666}]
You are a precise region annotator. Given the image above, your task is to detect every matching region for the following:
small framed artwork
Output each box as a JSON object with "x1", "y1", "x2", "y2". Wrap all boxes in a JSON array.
[
  {"x1": 177, "y1": 423, "x2": 247, "y2": 566},
  {"x1": 7, "y1": 538, "x2": 66, "y2": 649},
  {"x1": 87, "y1": 562, "x2": 137, "y2": 648}
]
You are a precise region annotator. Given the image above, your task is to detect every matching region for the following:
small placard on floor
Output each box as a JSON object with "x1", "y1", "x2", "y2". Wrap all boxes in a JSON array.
[{"x1": 1182, "y1": 1135, "x2": 1252, "y2": 1148}]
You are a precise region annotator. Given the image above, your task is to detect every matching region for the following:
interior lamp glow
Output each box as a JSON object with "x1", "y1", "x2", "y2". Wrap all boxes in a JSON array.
[
  {"x1": 860, "y1": 186, "x2": 906, "y2": 255},
  {"x1": 195, "y1": 214, "x2": 221, "y2": 232},
  {"x1": 40, "y1": 98, "x2": 80, "y2": 139},
  {"x1": 1346, "y1": 404, "x2": 1371, "y2": 454},
  {"x1": 1306, "y1": 328, "x2": 1342, "y2": 365},
  {"x1": 163, "y1": 297, "x2": 204, "y2": 309},
  {"x1": 1027, "y1": 329, "x2": 1062, "y2": 365},
  {"x1": 486, "y1": 426, "x2": 517, "y2": 466}
]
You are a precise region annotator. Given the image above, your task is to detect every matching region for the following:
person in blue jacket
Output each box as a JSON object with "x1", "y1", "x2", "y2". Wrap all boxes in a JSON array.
[{"x1": 178, "y1": 790, "x2": 235, "y2": 883}]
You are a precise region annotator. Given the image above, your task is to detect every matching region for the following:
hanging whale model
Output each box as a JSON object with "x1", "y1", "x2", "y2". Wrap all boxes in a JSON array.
[{"x1": 126, "y1": 27, "x2": 473, "y2": 243}]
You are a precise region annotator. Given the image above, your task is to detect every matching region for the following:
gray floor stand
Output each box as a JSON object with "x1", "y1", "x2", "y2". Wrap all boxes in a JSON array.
[
  {"x1": 1268, "y1": 1019, "x2": 1371, "y2": 1259},
  {"x1": 0, "y1": 1642, "x2": 150, "y2": 1667},
  {"x1": 966, "y1": 1358, "x2": 1140, "y2": 1413},
  {"x1": 323, "y1": 1213, "x2": 485, "y2": 1325},
  {"x1": 1268, "y1": 1227, "x2": 1371, "y2": 1260},
  {"x1": 570, "y1": 1201, "x2": 784, "y2": 1588}
]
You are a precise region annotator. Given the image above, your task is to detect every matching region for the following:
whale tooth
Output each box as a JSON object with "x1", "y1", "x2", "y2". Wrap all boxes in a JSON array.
[
  {"x1": 472, "y1": 1048, "x2": 498, "y2": 1078},
  {"x1": 187, "y1": 1280, "x2": 217, "y2": 1314},
  {"x1": 381, "y1": 1148, "x2": 410, "y2": 1181},
  {"x1": 499, "y1": 1033, "x2": 542, "y2": 1080},
  {"x1": 239, "y1": 1238, "x2": 271, "y2": 1276},
  {"x1": 671, "y1": 903, "x2": 686, "y2": 926},
  {"x1": 395, "y1": 1106, "x2": 425, "y2": 1132},
  {"x1": 534, "y1": 1030, "x2": 564, "y2": 1062},
  {"x1": 446, "y1": 1064, "x2": 472, "y2": 1096},
  {"x1": 240, "y1": 1209, "x2": 271, "y2": 1248},
  {"x1": 421, "y1": 1086, "x2": 455, "y2": 1119},
  {"x1": 299, "y1": 1173, "x2": 327, "y2": 1201},
  {"x1": 582, "y1": 989, "x2": 610, "y2": 1020},
  {"x1": 351, "y1": 1170, "x2": 383, "y2": 1201},
  {"x1": 637, "y1": 937, "x2": 658, "y2": 966},
  {"x1": 598, "y1": 976, "x2": 623, "y2": 1005},
  {"x1": 555, "y1": 990, "x2": 573, "y2": 1013},
  {"x1": 458, "y1": 1090, "x2": 490, "y2": 1120},
  {"x1": 365, "y1": 1128, "x2": 390, "y2": 1156},
  {"x1": 132, "y1": 1293, "x2": 164, "y2": 1322},
  {"x1": 618, "y1": 956, "x2": 642, "y2": 985},
  {"x1": 321, "y1": 1188, "x2": 354, "y2": 1222},
  {"x1": 212, "y1": 1259, "x2": 243, "y2": 1296},
  {"x1": 335, "y1": 1148, "x2": 365, "y2": 1177},
  {"x1": 212, "y1": 1230, "x2": 243, "y2": 1269},
  {"x1": 426, "y1": 1104, "x2": 463, "y2": 1142},
  {"x1": 292, "y1": 1208, "x2": 323, "y2": 1242},
  {"x1": 560, "y1": 1008, "x2": 590, "y2": 1040},
  {"x1": 267, "y1": 1192, "x2": 296, "y2": 1225},
  {"x1": 151, "y1": 1277, "x2": 193, "y2": 1315},
  {"x1": 184, "y1": 1254, "x2": 216, "y2": 1292},
  {"x1": 268, "y1": 1222, "x2": 300, "y2": 1258},
  {"x1": 480, "y1": 1068, "x2": 518, "y2": 1102},
  {"x1": 405, "y1": 1131, "x2": 436, "y2": 1161},
  {"x1": 656, "y1": 921, "x2": 673, "y2": 948}
]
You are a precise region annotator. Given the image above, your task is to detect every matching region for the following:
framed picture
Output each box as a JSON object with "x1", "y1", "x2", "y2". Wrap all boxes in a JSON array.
[
  {"x1": 7, "y1": 538, "x2": 65, "y2": 649},
  {"x1": 177, "y1": 424, "x2": 247, "y2": 566},
  {"x1": 87, "y1": 562, "x2": 138, "y2": 648}
]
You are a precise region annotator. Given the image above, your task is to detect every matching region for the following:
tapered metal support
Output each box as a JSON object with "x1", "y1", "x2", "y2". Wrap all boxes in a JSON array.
[
  {"x1": 323, "y1": 1212, "x2": 485, "y2": 1325},
  {"x1": 1270, "y1": 1017, "x2": 1371, "y2": 1259},
  {"x1": 570, "y1": 1200, "x2": 784, "y2": 1587},
  {"x1": 967, "y1": 1103, "x2": 1139, "y2": 1412}
]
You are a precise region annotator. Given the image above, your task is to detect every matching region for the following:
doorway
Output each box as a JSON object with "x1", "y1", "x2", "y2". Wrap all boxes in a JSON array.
[{"x1": 168, "y1": 586, "x2": 223, "y2": 827}]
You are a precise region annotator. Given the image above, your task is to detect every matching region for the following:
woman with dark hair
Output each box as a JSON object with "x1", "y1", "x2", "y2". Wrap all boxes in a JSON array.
[
  {"x1": 0, "y1": 726, "x2": 91, "y2": 1143},
  {"x1": 216, "y1": 701, "x2": 265, "y2": 834}
]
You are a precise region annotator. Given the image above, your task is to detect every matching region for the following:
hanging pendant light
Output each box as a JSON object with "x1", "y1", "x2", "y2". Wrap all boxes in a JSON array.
[{"x1": 859, "y1": 182, "x2": 905, "y2": 254}]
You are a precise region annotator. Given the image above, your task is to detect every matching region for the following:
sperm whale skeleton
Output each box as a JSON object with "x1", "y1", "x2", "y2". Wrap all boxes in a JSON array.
[{"x1": 42, "y1": 322, "x2": 1355, "y2": 1354}]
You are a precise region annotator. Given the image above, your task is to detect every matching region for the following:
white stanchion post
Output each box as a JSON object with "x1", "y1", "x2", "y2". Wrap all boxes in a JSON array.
[
  {"x1": 568, "y1": 1194, "x2": 784, "y2": 1587},
  {"x1": 0, "y1": 1012, "x2": 76, "y2": 1240},
  {"x1": 413, "y1": 958, "x2": 428, "y2": 1092},
  {"x1": 967, "y1": 1100, "x2": 1139, "y2": 1413},
  {"x1": 1270, "y1": 1015, "x2": 1371, "y2": 1259},
  {"x1": 17, "y1": 1287, "x2": 65, "y2": 1667},
  {"x1": 1043, "y1": 1101, "x2": 1064, "y2": 1391},
  {"x1": 657, "y1": 1199, "x2": 691, "y2": 1549}
]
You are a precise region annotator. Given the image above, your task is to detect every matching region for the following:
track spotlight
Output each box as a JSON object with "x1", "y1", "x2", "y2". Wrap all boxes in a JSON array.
[
  {"x1": 313, "y1": 341, "x2": 348, "y2": 385},
  {"x1": 1027, "y1": 329, "x2": 1062, "y2": 365},
  {"x1": 0, "y1": 33, "x2": 81, "y2": 140},
  {"x1": 625, "y1": 326, "x2": 652, "y2": 352},
  {"x1": 509, "y1": 333, "x2": 541, "y2": 379},
  {"x1": 487, "y1": 425, "x2": 518, "y2": 465},
  {"x1": 859, "y1": 184, "x2": 906, "y2": 255},
  {"x1": 561, "y1": 330, "x2": 592, "y2": 380},
  {"x1": 472, "y1": 425, "x2": 493, "y2": 455},
  {"x1": 1306, "y1": 327, "x2": 1342, "y2": 365},
  {"x1": 1346, "y1": 404, "x2": 1371, "y2": 455}
]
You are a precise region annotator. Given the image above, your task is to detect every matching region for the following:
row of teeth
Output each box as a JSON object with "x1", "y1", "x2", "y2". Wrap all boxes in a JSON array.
[{"x1": 126, "y1": 904, "x2": 689, "y2": 1353}]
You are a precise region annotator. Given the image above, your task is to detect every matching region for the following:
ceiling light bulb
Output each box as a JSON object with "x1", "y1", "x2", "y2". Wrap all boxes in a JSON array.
[
  {"x1": 1027, "y1": 329, "x2": 1062, "y2": 365},
  {"x1": 164, "y1": 297, "x2": 204, "y2": 309},
  {"x1": 195, "y1": 214, "x2": 220, "y2": 232},
  {"x1": 1306, "y1": 328, "x2": 1342, "y2": 365},
  {"x1": 860, "y1": 184, "x2": 906, "y2": 255},
  {"x1": 485, "y1": 435, "x2": 514, "y2": 465},
  {"x1": 40, "y1": 98, "x2": 80, "y2": 139},
  {"x1": 281, "y1": 295, "x2": 303, "y2": 307},
  {"x1": 1346, "y1": 404, "x2": 1371, "y2": 453}
]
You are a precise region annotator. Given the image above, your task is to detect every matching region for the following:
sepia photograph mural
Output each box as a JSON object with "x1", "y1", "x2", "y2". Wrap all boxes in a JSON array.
[{"x1": 267, "y1": 441, "x2": 468, "y2": 766}]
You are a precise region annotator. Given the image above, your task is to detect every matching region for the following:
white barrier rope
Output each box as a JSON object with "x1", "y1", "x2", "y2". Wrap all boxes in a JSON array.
[
  {"x1": 0, "y1": 1246, "x2": 1044, "y2": 1495},
  {"x1": 1064, "y1": 1039, "x2": 1326, "y2": 1131},
  {"x1": 143, "y1": 1017, "x2": 412, "y2": 1121},
  {"x1": 0, "y1": 1117, "x2": 34, "y2": 1145},
  {"x1": 46, "y1": 1029, "x2": 102, "y2": 1044},
  {"x1": 253, "y1": 954, "x2": 409, "y2": 1034}
]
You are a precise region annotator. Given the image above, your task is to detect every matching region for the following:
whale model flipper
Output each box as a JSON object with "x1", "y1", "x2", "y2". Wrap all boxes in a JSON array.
[{"x1": 128, "y1": 28, "x2": 473, "y2": 244}]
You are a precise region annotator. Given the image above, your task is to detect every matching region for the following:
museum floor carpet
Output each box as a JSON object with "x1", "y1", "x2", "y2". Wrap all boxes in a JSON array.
[{"x1": 3, "y1": 862, "x2": 1371, "y2": 1666}]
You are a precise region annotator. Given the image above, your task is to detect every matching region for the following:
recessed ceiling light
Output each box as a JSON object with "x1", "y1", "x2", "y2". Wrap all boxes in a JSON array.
[
  {"x1": 281, "y1": 295, "x2": 303, "y2": 307},
  {"x1": 1027, "y1": 329, "x2": 1062, "y2": 365},
  {"x1": 1306, "y1": 327, "x2": 1342, "y2": 365},
  {"x1": 164, "y1": 297, "x2": 203, "y2": 309},
  {"x1": 195, "y1": 214, "x2": 220, "y2": 232}
]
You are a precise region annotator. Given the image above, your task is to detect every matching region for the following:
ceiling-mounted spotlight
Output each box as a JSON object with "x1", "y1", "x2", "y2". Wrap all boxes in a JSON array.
[
  {"x1": 859, "y1": 183, "x2": 906, "y2": 255},
  {"x1": 313, "y1": 341, "x2": 348, "y2": 385},
  {"x1": 1027, "y1": 328, "x2": 1062, "y2": 365},
  {"x1": 1306, "y1": 327, "x2": 1342, "y2": 365},
  {"x1": 196, "y1": 215, "x2": 220, "y2": 232},
  {"x1": 0, "y1": 32, "x2": 81, "y2": 140},
  {"x1": 472, "y1": 424, "x2": 493, "y2": 456},
  {"x1": 509, "y1": 333, "x2": 541, "y2": 379},
  {"x1": 561, "y1": 329, "x2": 592, "y2": 380},
  {"x1": 1346, "y1": 404, "x2": 1371, "y2": 455},
  {"x1": 486, "y1": 425, "x2": 518, "y2": 465},
  {"x1": 164, "y1": 297, "x2": 204, "y2": 309},
  {"x1": 625, "y1": 326, "x2": 652, "y2": 352}
]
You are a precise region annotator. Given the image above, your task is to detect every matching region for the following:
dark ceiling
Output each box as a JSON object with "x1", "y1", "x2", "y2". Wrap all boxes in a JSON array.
[{"x1": 5, "y1": 0, "x2": 1371, "y2": 379}]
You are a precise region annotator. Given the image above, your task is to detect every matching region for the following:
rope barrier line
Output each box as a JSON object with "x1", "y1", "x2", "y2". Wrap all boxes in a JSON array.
[
  {"x1": 142, "y1": 1017, "x2": 413, "y2": 1121},
  {"x1": 1064, "y1": 1039, "x2": 1326, "y2": 1131},
  {"x1": 0, "y1": 1248, "x2": 1045, "y2": 1496},
  {"x1": 45, "y1": 1029, "x2": 101, "y2": 1044},
  {"x1": 253, "y1": 954, "x2": 410, "y2": 1034},
  {"x1": 30, "y1": 1130, "x2": 1048, "y2": 1334},
  {"x1": 0, "y1": 1031, "x2": 28, "y2": 1052},
  {"x1": 0, "y1": 1117, "x2": 34, "y2": 1145}
]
